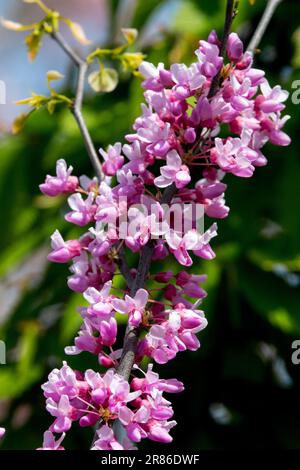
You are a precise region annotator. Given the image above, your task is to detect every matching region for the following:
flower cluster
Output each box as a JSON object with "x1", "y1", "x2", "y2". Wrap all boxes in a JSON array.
[
  {"x1": 40, "y1": 362, "x2": 183, "y2": 450},
  {"x1": 39, "y1": 30, "x2": 290, "y2": 449}
]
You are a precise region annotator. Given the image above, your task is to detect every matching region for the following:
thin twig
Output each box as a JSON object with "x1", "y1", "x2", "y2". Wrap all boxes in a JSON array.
[
  {"x1": 208, "y1": 0, "x2": 236, "y2": 98},
  {"x1": 51, "y1": 31, "x2": 103, "y2": 181},
  {"x1": 247, "y1": 0, "x2": 283, "y2": 53},
  {"x1": 118, "y1": 246, "x2": 134, "y2": 288}
]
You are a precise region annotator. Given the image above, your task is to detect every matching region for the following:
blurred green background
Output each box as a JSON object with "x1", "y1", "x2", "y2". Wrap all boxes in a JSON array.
[{"x1": 0, "y1": 0, "x2": 300, "y2": 450}]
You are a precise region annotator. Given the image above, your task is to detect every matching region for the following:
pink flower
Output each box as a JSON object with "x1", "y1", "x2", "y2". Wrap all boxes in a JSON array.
[
  {"x1": 112, "y1": 289, "x2": 149, "y2": 327},
  {"x1": 261, "y1": 113, "x2": 291, "y2": 147},
  {"x1": 100, "y1": 143, "x2": 124, "y2": 176},
  {"x1": 227, "y1": 32, "x2": 243, "y2": 61},
  {"x1": 0, "y1": 427, "x2": 5, "y2": 440},
  {"x1": 154, "y1": 150, "x2": 191, "y2": 189},
  {"x1": 39, "y1": 159, "x2": 78, "y2": 196},
  {"x1": 47, "y1": 230, "x2": 81, "y2": 263},
  {"x1": 196, "y1": 40, "x2": 223, "y2": 78},
  {"x1": 170, "y1": 63, "x2": 205, "y2": 98},
  {"x1": 92, "y1": 425, "x2": 137, "y2": 450},
  {"x1": 257, "y1": 81, "x2": 289, "y2": 113},
  {"x1": 131, "y1": 364, "x2": 184, "y2": 395},
  {"x1": 38, "y1": 431, "x2": 65, "y2": 450},
  {"x1": 195, "y1": 169, "x2": 229, "y2": 219},
  {"x1": 46, "y1": 395, "x2": 77, "y2": 433},
  {"x1": 83, "y1": 281, "x2": 114, "y2": 320},
  {"x1": 65, "y1": 320, "x2": 104, "y2": 357},
  {"x1": 210, "y1": 131, "x2": 257, "y2": 177},
  {"x1": 165, "y1": 229, "x2": 199, "y2": 266},
  {"x1": 67, "y1": 253, "x2": 91, "y2": 293},
  {"x1": 65, "y1": 193, "x2": 96, "y2": 226},
  {"x1": 139, "y1": 61, "x2": 173, "y2": 92},
  {"x1": 176, "y1": 271, "x2": 207, "y2": 298},
  {"x1": 84, "y1": 368, "x2": 140, "y2": 412},
  {"x1": 145, "y1": 305, "x2": 208, "y2": 364}
]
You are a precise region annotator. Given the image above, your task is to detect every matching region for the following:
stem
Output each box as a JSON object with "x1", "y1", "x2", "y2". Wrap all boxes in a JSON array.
[
  {"x1": 208, "y1": 0, "x2": 236, "y2": 98},
  {"x1": 117, "y1": 246, "x2": 134, "y2": 288},
  {"x1": 246, "y1": 0, "x2": 283, "y2": 53},
  {"x1": 51, "y1": 31, "x2": 103, "y2": 181},
  {"x1": 116, "y1": 183, "x2": 177, "y2": 382}
]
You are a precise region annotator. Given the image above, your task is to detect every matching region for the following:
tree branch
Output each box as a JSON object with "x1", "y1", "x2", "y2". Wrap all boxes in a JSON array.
[
  {"x1": 246, "y1": 0, "x2": 283, "y2": 53},
  {"x1": 117, "y1": 246, "x2": 134, "y2": 288},
  {"x1": 51, "y1": 31, "x2": 104, "y2": 181}
]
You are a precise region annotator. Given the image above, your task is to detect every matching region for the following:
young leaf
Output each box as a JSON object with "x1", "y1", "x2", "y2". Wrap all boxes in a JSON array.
[
  {"x1": 67, "y1": 20, "x2": 91, "y2": 45},
  {"x1": 0, "y1": 18, "x2": 33, "y2": 31},
  {"x1": 25, "y1": 30, "x2": 42, "y2": 61},
  {"x1": 121, "y1": 52, "x2": 145, "y2": 71}
]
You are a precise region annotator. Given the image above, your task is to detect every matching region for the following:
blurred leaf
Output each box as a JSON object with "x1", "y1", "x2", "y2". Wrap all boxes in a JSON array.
[
  {"x1": 64, "y1": 20, "x2": 91, "y2": 45},
  {"x1": 292, "y1": 27, "x2": 300, "y2": 69},
  {"x1": 0, "y1": 322, "x2": 42, "y2": 399},
  {"x1": 12, "y1": 113, "x2": 31, "y2": 135},
  {"x1": 239, "y1": 263, "x2": 300, "y2": 334}
]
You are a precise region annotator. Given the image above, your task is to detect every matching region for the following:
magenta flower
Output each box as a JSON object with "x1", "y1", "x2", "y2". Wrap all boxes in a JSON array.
[
  {"x1": 112, "y1": 289, "x2": 149, "y2": 327},
  {"x1": 139, "y1": 61, "x2": 172, "y2": 92},
  {"x1": 227, "y1": 32, "x2": 243, "y2": 61},
  {"x1": 39, "y1": 159, "x2": 78, "y2": 197},
  {"x1": 47, "y1": 230, "x2": 81, "y2": 263},
  {"x1": 38, "y1": 431, "x2": 65, "y2": 450},
  {"x1": 92, "y1": 425, "x2": 136, "y2": 450},
  {"x1": 196, "y1": 40, "x2": 223, "y2": 78},
  {"x1": 46, "y1": 394, "x2": 77, "y2": 433},
  {"x1": 154, "y1": 150, "x2": 191, "y2": 189},
  {"x1": 0, "y1": 427, "x2": 5, "y2": 440},
  {"x1": 65, "y1": 193, "x2": 96, "y2": 226},
  {"x1": 144, "y1": 305, "x2": 208, "y2": 364},
  {"x1": 83, "y1": 281, "x2": 114, "y2": 320},
  {"x1": 131, "y1": 364, "x2": 184, "y2": 395},
  {"x1": 258, "y1": 81, "x2": 289, "y2": 113},
  {"x1": 165, "y1": 229, "x2": 199, "y2": 267},
  {"x1": 100, "y1": 143, "x2": 124, "y2": 176},
  {"x1": 170, "y1": 63, "x2": 205, "y2": 98}
]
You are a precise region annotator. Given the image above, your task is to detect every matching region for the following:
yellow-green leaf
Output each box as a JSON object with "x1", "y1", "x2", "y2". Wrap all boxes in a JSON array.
[
  {"x1": 25, "y1": 30, "x2": 42, "y2": 61},
  {"x1": 1, "y1": 18, "x2": 33, "y2": 31},
  {"x1": 121, "y1": 52, "x2": 145, "y2": 71},
  {"x1": 12, "y1": 113, "x2": 30, "y2": 135},
  {"x1": 67, "y1": 20, "x2": 91, "y2": 45}
]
